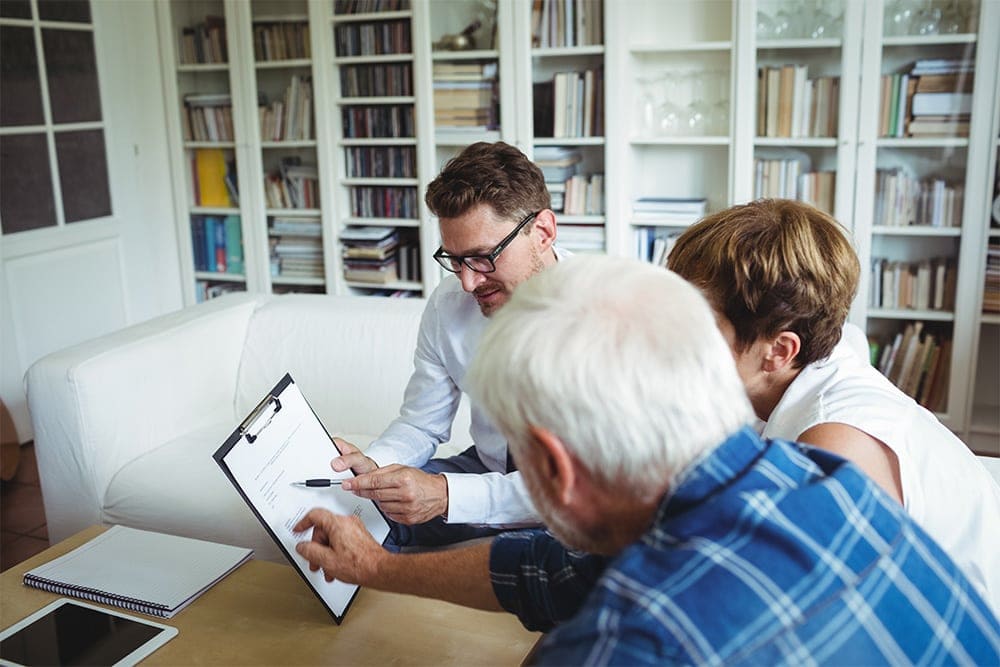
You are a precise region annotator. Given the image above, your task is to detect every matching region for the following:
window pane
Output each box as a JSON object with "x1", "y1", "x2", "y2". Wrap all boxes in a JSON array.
[
  {"x1": 37, "y1": 0, "x2": 91, "y2": 23},
  {"x1": 1, "y1": 133, "x2": 57, "y2": 233},
  {"x1": 0, "y1": 1, "x2": 32, "y2": 19},
  {"x1": 55, "y1": 129, "x2": 111, "y2": 222},
  {"x1": 1, "y1": 26, "x2": 45, "y2": 127},
  {"x1": 42, "y1": 28, "x2": 102, "y2": 123}
]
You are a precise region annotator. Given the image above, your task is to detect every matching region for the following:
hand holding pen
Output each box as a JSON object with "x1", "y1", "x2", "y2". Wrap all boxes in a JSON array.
[{"x1": 291, "y1": 478, "x2": 346, "y2": 488}]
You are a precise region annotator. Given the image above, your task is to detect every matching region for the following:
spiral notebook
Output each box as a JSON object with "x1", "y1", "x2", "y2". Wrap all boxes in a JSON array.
[{"x1": 22, "y1": 526, "x2": 253, "y2": 618}]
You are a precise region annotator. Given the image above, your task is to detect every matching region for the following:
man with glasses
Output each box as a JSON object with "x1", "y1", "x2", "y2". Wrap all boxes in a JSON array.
[{"x1": 329, "y1": 141, "x2": 567, "y2": 547}]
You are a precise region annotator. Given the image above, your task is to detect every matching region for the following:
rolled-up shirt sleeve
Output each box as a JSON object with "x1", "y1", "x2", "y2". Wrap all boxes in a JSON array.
[{"x1": 489, "y1": 529, "x2": 609, "y2": 632}]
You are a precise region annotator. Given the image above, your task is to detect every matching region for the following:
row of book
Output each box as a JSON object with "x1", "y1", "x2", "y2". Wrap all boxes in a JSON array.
[
  {"x1": 264, "y1": 158, "x2": 318, "y2": 210},
  {"x1": 873, "y1": 169, "x2": 963, "y2": 227},
  {"x1": 557, "y1": 173, "x2": 604, "y2": 216},
  {"x1": 870, "y1": 257, "x2": 956, "y2": 312},
  {"x1": 433, "y1": 62, "x2": 499, "y2": 131},
  {"x1": 177, "y1": 16, "x2": 226, "y2": 65},
  {"x1": 191, "y1": 149, "x2": 238, "y2": 208},
  {"x1": 635, "y1": 227, "x2": 682, "y2": 266},
  {"x1": 631, "y1": 197, "x2": 707, "y2": 226},
  {"x1": 530, "y1": 0, "x2": 603, "y2": 48},
  {"x1": 985, "y1": 243, "x2": 1000, "y2": 313},
  {"x1": 879, "y1": 59, "x2": 974, "y2": 138},
  {"x1": 334, "y1": 0, "x2": 409, "y2": 14},
  {"x1": 342, "y1": 105, "x2": 414, "y2": 138},
  {"x1": 346, "y1": 146, "x2": 416, "y2": 178},
  {"x1": 756, "y1": 67, "x2": 840, "y2": 138},
  {"x1": 183, "y1": 94, "x2": 233, "y2": 143},
  {"x1": 341, "y1": 63, "x2": 412, "y2": 97},
  {"x1": 252, "y1": 19, "x2": 310, "y2": 62},
  {"x1": 350, "y1": 185, "x2": 418, "y2": 218},
  {"x1": 533, "y1": 68, "x2": 604, "y2": 138},
  {"x1": 873, "y1": 322, "x2": 950, "y2": 411},
  {"x1": 191, "y1": 216, "x2": 244, "y2": 274},
  {"x1": 335, "y1": 20, "x2": 410, "y2": 57},
  {"x1": 259, "y1": 75, "x2": 313, "y2": 142},
  {"x1": 753, "y1": 158, "x2": 835, "y2": 215}
]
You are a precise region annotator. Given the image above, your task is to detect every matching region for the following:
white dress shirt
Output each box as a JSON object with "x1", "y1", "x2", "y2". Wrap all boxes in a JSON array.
[{"x1": 364, "y1": 247, "x2": 570, "y2": 526}]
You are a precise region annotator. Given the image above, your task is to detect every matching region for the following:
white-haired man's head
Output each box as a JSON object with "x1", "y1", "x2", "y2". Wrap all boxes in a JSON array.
[{"x1": 467, "y1": 255, "x2": 754, "y2": 551}]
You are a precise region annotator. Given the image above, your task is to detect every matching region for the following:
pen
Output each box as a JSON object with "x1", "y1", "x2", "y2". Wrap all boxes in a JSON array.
[{"x1": 290, "y1": 479, "x2": 346, "y2": 488}]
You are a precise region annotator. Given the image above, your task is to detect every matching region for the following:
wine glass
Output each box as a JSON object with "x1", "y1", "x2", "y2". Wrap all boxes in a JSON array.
[{"x1": 656, "y1": 73, "x2": 684, "y2": 136}]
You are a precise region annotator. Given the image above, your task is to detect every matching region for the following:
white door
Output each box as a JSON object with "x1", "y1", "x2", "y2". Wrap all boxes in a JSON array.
[{"x1": 1, "y1": 0, "x2": 182, "y2": 442}]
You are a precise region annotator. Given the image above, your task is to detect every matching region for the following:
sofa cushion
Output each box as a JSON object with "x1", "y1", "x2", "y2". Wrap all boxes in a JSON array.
[{"x1": 103, "y1": 422, "x2": 376, "y2": 563}]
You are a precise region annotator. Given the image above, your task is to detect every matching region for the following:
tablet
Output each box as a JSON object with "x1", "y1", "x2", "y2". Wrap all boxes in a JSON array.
[{"x1": 0, "y1": 598, "x2": 178, "y2": 667}]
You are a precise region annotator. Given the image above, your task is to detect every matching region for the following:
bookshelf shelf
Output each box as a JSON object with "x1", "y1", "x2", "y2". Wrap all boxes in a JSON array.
[
  {"x1": 341, "y1": 177, "x2": 419, "y2": 186},
  {"x1": 261, "y1": 140, "x2": 318, "y2": 149},
  {"x1": 532, "y1": 45, "x2": 606, "y2": 57},
  {"x1": 534, "y1": 137, "x2": 605, "y2": 146},
  {"x1": 435, "y1": 131, "x2": 502, "y2": 146},
  {"x1": 266, "y1": 208, "x2": 321, "y2": 217},
  {"x1": 331, "y1": 10, "x2": 413, "y2": 25},
  {"x1": 184, "y1": 141, "x2": 237, "y2": 149},
  {"x1": 630, "y1": 42, "x2": 731, "y2": 54},
  {"x1": 981, "y1": 314, "x2": 1000, "y2": 326},
  {"x1": 178, "y1": 63, "x2": 230, "y2": 73},
  {"x1": 194, "y1": 271, "x2": 245, "y2": 282},
  {"x1": 191, "y1": 206, "x2": 240, "y2": 215},
  {"x1": 882, "y1": 34, "x2": 977, "y2": 47},
  {"x1": 868, "y1": 308, "x2": 955, "y2": 322},
  {"x1": 872, "y1": 226, "x2": 963, "y2": 237},
  {"x1": 754, "y1": 137, "x2": 839, "y2": 147},
  {"x1": 757, "y1": 38, "x2": 843, "y2": 50},
  {"x1": 334, "y1": 53, "x2": 413, "y2": 65},
  {"x1": 272, "y1": 276, "x2": 325, "y2": 286},
  {"x1": 877, "y1": 137, "x2": 969, "y2": 148},
  {"x1": 431, "y1": 49, "x2": 499, "y2": 61},
  {"x1": 631, "y1": 136, "x2": 730, "y2": 146},
  {"x1": 341, "y1": 137, "x2": 418, "y2": 146},
  {"x1": 336, "y1": 96, "x2": 416, "y2": 105},
  {"x1": 345, "y1": 279, "x2": 422, "y2": 290},
  {"x1": 255, "y1": 58, "x2": 312, "y2": 69},
  {"x1": 341, "y1": 217, "x2": 420, "y2": 228}
]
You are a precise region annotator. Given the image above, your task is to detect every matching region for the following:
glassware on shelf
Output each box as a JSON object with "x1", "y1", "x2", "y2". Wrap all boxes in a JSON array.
[
  {"x1": 683, "y1": 71, "x2": 710, "y2": 136},
  {"x1": 656, "y1": 73, "x2": 684, "y2": 137},
  {"x1": 709, "y1": 70, "x2": 729, "y2": 136},
  {"x1": 884, "y1": 0, "x2": 917, "y2": 36},
  {"x1": 635, "y1": 75, "x2": 662, "y2": 135}
]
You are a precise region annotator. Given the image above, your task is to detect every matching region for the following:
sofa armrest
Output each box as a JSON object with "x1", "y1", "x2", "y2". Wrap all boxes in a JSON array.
[{"x1": 26, "y1": 292, "x2": 266, "y2": 542}]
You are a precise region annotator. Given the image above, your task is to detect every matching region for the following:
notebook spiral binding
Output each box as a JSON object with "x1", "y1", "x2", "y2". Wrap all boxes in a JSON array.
[{"x1": 22, "y1": 574, "x2": 171, "y2": 617}]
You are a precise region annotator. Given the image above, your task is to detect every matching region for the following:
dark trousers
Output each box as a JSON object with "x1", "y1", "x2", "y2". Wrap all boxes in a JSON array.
[{"x1": 385, "y1": 446, "x2": 511, "y2": 549}]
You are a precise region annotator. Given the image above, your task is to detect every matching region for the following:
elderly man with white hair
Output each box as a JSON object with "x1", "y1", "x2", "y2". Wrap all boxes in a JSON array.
[{"x1": 296, "y1": 256, "x2": 999, "y2": 665}]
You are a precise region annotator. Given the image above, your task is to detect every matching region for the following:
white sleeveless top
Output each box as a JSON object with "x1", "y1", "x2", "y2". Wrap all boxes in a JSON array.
[{"x1": 761, "y1": 325, "x2": 1000, "y2": 613}]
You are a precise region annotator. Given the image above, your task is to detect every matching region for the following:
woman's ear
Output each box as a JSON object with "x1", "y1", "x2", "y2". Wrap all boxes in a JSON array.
[
  {"x1": 763, "y1": 331, "x2": 801, "y2": 372},
  {"x1": 527, "y1": 424, "x2": 576, "y2": 505}
]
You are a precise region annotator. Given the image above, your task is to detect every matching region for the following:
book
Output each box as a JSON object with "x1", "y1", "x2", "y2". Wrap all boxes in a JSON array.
[
  {"x1": 910, "y1": 92, "x2": 973, "y2": 116},
  {"x1": 23, "y1": 525, "x2": 252, "y2": 618}
]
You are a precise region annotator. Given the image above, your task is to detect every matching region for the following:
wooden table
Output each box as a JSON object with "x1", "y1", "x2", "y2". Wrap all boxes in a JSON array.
[{"x1": 1, "y1": 526, "x2": 540, "y2": 665}]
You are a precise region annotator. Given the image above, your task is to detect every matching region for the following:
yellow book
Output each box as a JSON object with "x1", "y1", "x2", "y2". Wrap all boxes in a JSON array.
[{"x1": 195, "y1": 148, "x2": 231, "y2": 207}]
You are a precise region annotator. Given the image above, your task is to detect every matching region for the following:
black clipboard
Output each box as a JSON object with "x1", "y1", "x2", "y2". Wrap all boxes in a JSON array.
[{"x1": 213, "y1": 373, "x2": 391, "y2": 624}]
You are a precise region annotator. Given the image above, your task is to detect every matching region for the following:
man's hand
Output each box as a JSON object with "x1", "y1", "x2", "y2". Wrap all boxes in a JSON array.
[
  {"x1": 331, "y1": 437, "x2": 378, "y2": 475},
  {"x1": 293, "y1": 508, "x2": 387, "y2": 584},
  {"x1": 342, "y1": 465, "x2": 448, "y2": 525}
]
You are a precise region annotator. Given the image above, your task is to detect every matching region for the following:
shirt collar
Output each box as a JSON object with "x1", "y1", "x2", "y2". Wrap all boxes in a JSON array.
[{"x1": 652, "y1": 425, "x2": 766, "y2": 523}]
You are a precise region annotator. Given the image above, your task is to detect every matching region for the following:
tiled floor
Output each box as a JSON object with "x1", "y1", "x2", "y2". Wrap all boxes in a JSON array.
[{"x1": 1, "y1": 443, "x2": 49, "y2": 572}]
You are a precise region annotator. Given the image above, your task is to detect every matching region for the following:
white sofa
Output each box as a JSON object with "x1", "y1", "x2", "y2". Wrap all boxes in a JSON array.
[{"x1": 26, "y1": 292, "x2": 471, "y2": 561}]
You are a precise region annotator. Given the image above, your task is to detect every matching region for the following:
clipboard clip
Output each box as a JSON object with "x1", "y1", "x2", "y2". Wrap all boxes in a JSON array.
[{"x1": 240, "y1": 395, "x2": 282, "y2": 444}]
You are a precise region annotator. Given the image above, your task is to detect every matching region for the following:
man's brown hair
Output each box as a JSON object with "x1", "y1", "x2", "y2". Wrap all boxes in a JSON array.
[
  {"x1": 425, "y1": 141, "x2": 550, "y2": 222},
  {"x1": 667, "y1": 199, "x2": 860, "y2": 367}
]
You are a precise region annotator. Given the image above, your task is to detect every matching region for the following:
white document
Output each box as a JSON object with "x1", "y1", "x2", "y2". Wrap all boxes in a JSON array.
[{"x1": 214, "y1": 374, "x2": 390, "y2": 623}]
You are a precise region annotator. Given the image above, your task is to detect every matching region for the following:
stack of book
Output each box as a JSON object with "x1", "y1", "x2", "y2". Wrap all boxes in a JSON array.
[
  {"x1": 874, "y1": 322, "x2": 950, "y2": 411},
  {"x1": 433, "y1": 62, "x2": 498, "y2": 131},
  {"x1": 562, "y1": 173, "x2": 604, "y2": 215},
  {"x1": 259, "y1": 75, "x2": 313, "y2": 141},
  {"x1": 252, "y1": 17, "x2": 311, "y2": 61},
  {"x1": 269, "y1": 219, "x2": 323, "y2": 280},
  {"x1": 178, "y1": 15, "x2": 227, "y2": 64},
  {"x1": 874, "y1": 168, "x2": 963, "y2": 227},
  {"x1": 191, "y1": 215, "x2": 244, "y2": 274},
  {"x1": 534, "y1": 147, "x2": 581, "y2": 212},
  {"x1": 630, "y1": 197, "x2": 707, "y2": 226},
  {"x1": 533, "y1": 67, "x2": 604, "y2": 138},
  {"x1": 340, "y1": 226, "x2": 399, "y2": 284},
  {"x1": 557, "y1": 225, "x2": 605, "y2": 254},
  {"x1": 757, "y1": 66, "x2": 840, "y2": 138},
  {"x1": 907, "y1": 59, "x2": 974, "y2": 137},
  {"x1": 183, "y1": 94, "x2": 234, "y2": 142},
  {"x1": 264, "y1": 158, "x2": 318, "y2": 209},
  {"x1": 879, "y1": 59, "x2": 974, "y2": 138},
  {"x1": 985, "y1": 243, "x2": 1000, "y2": 313},
  {"x1": 870, "y1": 257, "x2": 956, "y2": 311}
]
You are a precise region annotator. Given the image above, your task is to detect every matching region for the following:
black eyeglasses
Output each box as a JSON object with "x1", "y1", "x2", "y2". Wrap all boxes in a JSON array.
[{"x1": 433, "y1": 210, "x2": 541, "y2": 274}]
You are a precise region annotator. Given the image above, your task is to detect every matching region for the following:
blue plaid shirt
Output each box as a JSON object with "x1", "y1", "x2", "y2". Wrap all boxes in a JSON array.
[{"x1": 491, "y1": 427, "x2": 1000, "y2": 665}]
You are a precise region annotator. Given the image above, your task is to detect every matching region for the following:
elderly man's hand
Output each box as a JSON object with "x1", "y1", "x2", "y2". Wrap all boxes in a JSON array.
[
  {"x1": 293, "y1": 508, "x2": 386, "y2": 584},
  {"x1": 342, "y1": 465, "x2": 449, "y2": 525}
]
